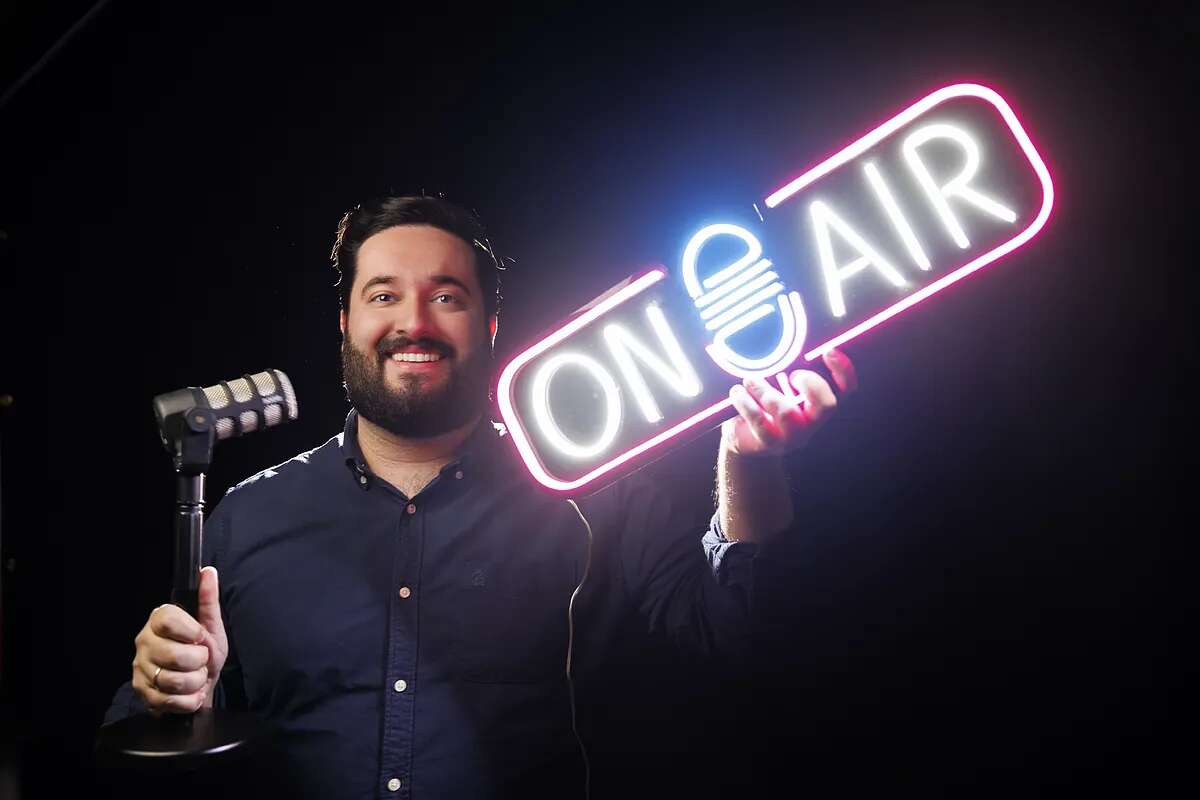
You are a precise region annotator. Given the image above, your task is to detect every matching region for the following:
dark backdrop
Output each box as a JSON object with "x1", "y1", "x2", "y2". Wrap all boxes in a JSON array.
[{"x1": 0, "y1": 1, "x2": 1188, "y2": 797}]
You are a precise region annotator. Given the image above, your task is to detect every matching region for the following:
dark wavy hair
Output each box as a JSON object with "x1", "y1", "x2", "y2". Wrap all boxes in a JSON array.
[{"x1": 330, "y1": 195, "x2": 503, "y2": 323}]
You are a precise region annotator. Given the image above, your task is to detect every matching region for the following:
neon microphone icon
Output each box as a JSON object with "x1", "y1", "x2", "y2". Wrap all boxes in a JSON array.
[{"x1": 681, "y1": 223, "x2": 807, "y2": 396}]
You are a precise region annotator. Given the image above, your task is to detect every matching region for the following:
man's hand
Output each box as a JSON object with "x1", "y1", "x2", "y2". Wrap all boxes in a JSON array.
[
  {"x1": 131, "y1": 566, "x2": 228, "y2": 714},
  {"x1": 716, "y1": 349, "x2": 858, "y2": 542},
  {"x1": 721, "y1": 348, "x2": 858, "y2": 458}
]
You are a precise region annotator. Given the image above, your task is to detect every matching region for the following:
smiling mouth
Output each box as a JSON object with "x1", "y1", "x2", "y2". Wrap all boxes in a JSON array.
[{"x1": 390, "y1": 352, "x2": 445, "y2": 363}]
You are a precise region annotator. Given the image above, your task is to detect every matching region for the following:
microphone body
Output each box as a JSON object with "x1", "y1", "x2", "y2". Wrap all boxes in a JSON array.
[
  {"x1": 153, "y1": 369, "x2": 298, "y2": 447},
  {"x1": 96, "y1": 369, "x2": 293, "y2": 765},
  {"x1": 149, "y1": 369, "x2": 298, "y2": 618}
]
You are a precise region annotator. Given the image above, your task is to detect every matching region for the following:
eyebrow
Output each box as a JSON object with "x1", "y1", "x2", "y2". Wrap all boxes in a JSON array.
[{"x1": 359, "y1": 274, "x2": 475, "y2": 298}]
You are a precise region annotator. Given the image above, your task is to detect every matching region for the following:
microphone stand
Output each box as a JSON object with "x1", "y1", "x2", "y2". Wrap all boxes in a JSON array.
[{"x1": 95, "y1": 397, "x2": 271, "y2": 770}]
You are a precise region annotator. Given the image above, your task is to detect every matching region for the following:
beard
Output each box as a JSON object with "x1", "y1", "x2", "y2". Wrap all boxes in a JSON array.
[{"x1": 341, "y1": 332, "x2": 491, "y2": 438}]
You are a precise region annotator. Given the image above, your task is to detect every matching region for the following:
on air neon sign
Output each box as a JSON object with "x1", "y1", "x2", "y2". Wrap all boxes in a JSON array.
[{"x1": 497, "y1": 83, "x2": 1054, "y2": 493}]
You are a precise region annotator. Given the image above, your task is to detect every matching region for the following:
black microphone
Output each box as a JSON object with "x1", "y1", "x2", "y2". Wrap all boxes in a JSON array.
[
  {"x1": 153, "y1": 369, "x2": 298, "y2": 453},
  {"x1": 149, "y1": 368, "x2": 298, "y2": 613},
  {"x1": 95, "y1": 369, "x2": 294, "y2": 767}
]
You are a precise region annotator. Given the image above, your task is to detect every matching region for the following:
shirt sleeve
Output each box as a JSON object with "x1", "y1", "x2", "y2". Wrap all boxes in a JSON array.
[
  {"x1": 607, "y1": 474, "x2": 764, "y2": 669},
  {"x1": 702, "y1": 510, "x2": 761, "y2": 587},
  {"x1": 101, "y1": 680, "x2": 146, "y2": 726}
]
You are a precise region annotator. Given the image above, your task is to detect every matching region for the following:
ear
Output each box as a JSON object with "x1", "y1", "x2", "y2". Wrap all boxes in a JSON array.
[
  {"x1": 339, "y1": 308, "x2": 348, "y2": 337},
  {"x1": 488, "y1": 314, "x2": 498, "y2": 348}
]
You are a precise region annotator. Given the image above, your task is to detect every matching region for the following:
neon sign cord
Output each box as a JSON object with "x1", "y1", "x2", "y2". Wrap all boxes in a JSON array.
[
  {"x1": 565, "y1": 498, "x2": 594, "y2": 800},
  {"x1": 0, "y1": 0, "x2": 112, "y2": 113}
]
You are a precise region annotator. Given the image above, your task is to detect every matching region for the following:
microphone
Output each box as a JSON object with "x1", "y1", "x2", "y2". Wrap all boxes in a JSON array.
[
  {"x1": 153, "y1": 369, "x2": 298, "y2": 450},
  {"x1": 196, "y1": 369, "x2": 298, "y2": 440},
  {"x1": 94, "y1": 370, "x2": 294, "y2": 765}
]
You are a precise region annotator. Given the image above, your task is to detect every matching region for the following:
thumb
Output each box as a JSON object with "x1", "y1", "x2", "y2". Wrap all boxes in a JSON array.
[{"x1": 197, "y1": 566, "x2": 227, "y2": 647}]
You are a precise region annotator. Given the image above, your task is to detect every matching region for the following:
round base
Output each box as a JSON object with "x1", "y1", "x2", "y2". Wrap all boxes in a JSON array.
[{"x1": 95, "y1": 709, "x2": 271, "y2": 772}]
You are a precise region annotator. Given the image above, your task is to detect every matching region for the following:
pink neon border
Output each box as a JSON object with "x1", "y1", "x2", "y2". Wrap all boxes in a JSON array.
[
  {"x1": 764, "y1": 82, "x2": 1055, "y2": 360},
  {"x1": 499, "y1": 82, "x2": 1054, "y2": 493},
  {"x1": 497, "y1": 268, "x2": 738, "y2": 492}
]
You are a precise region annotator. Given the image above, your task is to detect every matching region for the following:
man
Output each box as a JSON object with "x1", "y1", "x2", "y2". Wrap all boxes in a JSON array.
[{"x1": 104, "y1": 195, "x2": 856, "y2": 798}]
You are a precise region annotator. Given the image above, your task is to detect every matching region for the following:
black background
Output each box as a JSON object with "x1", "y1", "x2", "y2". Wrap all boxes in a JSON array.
[{"x1": 0, "y1": 1, "x2": 1189, "y2": 797}]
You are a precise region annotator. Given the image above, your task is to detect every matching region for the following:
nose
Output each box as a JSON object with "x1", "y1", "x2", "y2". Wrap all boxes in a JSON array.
[{"x1": 391, "y1": 295, "x2": 439, "y2": 342}]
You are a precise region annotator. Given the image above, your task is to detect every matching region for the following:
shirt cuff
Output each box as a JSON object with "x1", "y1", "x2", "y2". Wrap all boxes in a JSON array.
[
  {"x1": 101, "y1": 681, "x2": 147, "y2": 727},
  {"x1": 702, "y1": 511, "x2": 760, "y2": 586}
]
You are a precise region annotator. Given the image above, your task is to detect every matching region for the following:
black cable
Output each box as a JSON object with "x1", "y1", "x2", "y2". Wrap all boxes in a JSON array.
[
  {"x1": 565, "y1": 498, "x2": 594, "y2": 800},
  {"x1": 0, "y1": 0, "x2": 112, "y2": 114}
]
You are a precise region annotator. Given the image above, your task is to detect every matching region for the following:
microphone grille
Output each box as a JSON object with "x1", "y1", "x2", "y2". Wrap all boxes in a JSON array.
[
  {"x1": 271, "y1": 370, "x2": 299, "y2": 421},
  {"x1": 202, "y1": 369, "x2": 299, "y2": 441},
  {"x1": 228, "y1": 379, "x2": 255, "y2": 403},
  {"x1": 238, "y1": 409, "x2": 259, "y2": 434},
  {"x1": 248, "y1": 371, "x2": 276, "y2": 394},
  {"x1": 203, "y1": 383, "x2": 230, "y2": 410}
]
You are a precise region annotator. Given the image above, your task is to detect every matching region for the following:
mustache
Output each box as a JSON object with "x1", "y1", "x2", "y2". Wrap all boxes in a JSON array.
[{"x1": 375, "y1": 335, "x2": 454, "y2": 360}]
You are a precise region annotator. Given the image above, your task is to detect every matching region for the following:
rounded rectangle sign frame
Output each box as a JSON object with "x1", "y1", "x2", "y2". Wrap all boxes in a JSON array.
[{"x1": 497, "y1": 82, "x2": 1055, "y2": 495}]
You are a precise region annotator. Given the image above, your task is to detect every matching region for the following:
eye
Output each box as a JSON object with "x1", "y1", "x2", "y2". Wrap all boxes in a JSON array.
[
  {"x1": 433, "y1": 292, "x2": 460, "y2": 304},
  {"x1": 369, "y1": 292, "x2": 395, "y2": 303}
]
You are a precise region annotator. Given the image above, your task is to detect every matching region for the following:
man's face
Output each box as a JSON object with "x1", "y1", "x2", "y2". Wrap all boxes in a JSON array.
[{"x1": 340, "y1": 224, "x2": 492, "y2": 438}]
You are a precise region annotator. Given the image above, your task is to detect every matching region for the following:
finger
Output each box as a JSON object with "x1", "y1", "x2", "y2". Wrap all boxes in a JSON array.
[
  {"x1": 196, "y1": 628, "x2": 224, "y2": 673},
  {"x1": 197, "y1": 567, "x2": 227, "y2": 645},
  {"x1": 745, "y1": 375, "x2": 805, "y2": 438},
  {"x1": 136, "y1": 658, "x2": 208, "y2": 695},
  {"x1": 149, "y1": 603, "x2": 206, "y2": 645},
  {"x1": 146, "y1": 638, "x2": 211, "y2": 672},
  {"x1": 822, "y1": 348, "x2": 858, "y2": 395},
  {"x1": 729, "y1": 383, "x2": 778, "y2": 447},
  {"x1": 133, "y1": 649, "x2": 204, "y2": 693},
  {"x1": 790, "y1": 370, "x2": 838, "y2": 426},
  {"x1": 132, "y1": 673, "x2": 207, "y2": 714}
]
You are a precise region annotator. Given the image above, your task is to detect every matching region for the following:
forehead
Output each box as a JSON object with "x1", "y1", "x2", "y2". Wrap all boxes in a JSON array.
[{"x1": 353, "y1": 224, "x2": 479, "y2": 289}]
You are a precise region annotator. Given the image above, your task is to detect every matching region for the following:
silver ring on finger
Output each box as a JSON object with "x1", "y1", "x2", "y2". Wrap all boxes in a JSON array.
[{"x1": 152, "y1": 665, "x2": 163, "y2": 690}]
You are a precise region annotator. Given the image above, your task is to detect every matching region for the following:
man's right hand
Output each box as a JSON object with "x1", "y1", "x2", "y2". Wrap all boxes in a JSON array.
[{"x1": 131, "y1": 566, "x2": 228, "y2": 714}]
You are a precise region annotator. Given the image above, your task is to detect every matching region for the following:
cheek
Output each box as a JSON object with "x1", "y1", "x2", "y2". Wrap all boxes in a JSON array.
[
  {"x1": 444, "y1": 315, "x2": 485, "y2": 353},
  {"x1": 349, "y1": 317, "x2": 391, "y2": 352}
]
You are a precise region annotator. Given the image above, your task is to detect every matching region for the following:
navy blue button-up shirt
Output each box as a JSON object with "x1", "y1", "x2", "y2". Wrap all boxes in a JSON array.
[{"x1": 105, "y1": 410, "x2": 763, "y2": 798}]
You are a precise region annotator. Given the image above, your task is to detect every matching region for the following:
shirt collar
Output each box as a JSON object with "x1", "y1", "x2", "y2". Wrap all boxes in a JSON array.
[{"x1": 340, "y1": 408, "x2": 508, "y2": 485}]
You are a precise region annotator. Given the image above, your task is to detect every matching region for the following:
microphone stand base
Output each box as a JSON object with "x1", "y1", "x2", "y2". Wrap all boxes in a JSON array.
[{"x1": 95, "y1": 709, "x2": 271, "y2": 772}]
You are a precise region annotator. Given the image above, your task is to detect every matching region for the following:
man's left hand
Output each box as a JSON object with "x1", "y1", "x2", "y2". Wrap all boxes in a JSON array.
[{"x1": 721, "y1": 348, "x2": 858, "y2": 457}]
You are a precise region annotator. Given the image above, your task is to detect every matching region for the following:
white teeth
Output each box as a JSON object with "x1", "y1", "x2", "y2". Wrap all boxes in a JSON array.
[{"x1": 391, "y1": 353, "x2": 443, "y2": 363}]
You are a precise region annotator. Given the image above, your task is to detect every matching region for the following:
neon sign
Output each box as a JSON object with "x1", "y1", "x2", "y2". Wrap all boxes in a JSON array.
[
  {"x1": 682, "y1": 223, "x2": 809, "y2": 381},
  {"x1": 497, "y1": 83, "x2": 1054, "y2": 493}
]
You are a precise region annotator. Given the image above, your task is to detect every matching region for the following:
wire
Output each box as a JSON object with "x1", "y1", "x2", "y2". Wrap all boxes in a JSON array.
[
  {"x1": 0, "y1": 0, "x2": 112, "y2": 114},
  {"x1": 565, "y1": 498, "x2": 593, "y2": 800}
]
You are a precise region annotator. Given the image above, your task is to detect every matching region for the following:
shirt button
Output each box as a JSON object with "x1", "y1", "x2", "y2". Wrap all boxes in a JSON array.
[
  {"x1": 387, "y1": 777, "x2": 401, "y2": 792},
  {"x1": 454, "y1": 470, "x2": 464, "y2": 480},
  {"x1": 393, "y1": 679, "x2": 408, "y2": 692},
  {"x1": 406, "y1": 503, "x2": 416, "y2": 514},
  {"x1": 398, "y1": 587, "x2": 411, "y2": 599}
]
